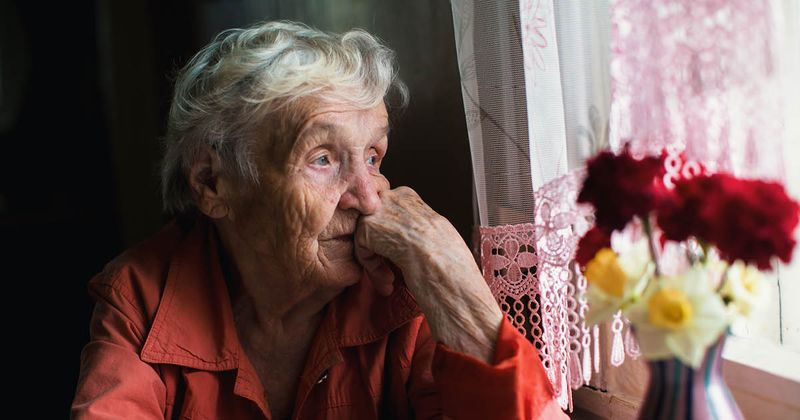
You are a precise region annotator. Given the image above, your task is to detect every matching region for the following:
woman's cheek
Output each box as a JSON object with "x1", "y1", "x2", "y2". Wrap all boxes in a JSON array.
[
  {"x1": 303, "y1": 164, "x2": 347, "y2": 201},
  {"x1": 304, "y1": 160, "x2": 340, "y2": 181},
  {"x1": 293, "y1": 181, "x2": 342, "y2": 235}
]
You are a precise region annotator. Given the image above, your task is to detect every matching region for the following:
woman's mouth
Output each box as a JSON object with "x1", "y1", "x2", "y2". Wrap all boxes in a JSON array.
[
  {"x1": 327, "y1": 233, "x2": 354, "y2": 242},
  {"x1": 321, "y1": 234, "x2": 356, "y2": 261}
]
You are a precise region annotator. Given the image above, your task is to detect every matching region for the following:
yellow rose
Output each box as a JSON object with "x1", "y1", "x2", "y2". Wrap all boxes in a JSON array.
[
  {"x1": 648, "y1": 288, "x2": 693, "y2": 330},
  {"x1": 584, "y1": 248, "x2": 627, "y2": 298}
]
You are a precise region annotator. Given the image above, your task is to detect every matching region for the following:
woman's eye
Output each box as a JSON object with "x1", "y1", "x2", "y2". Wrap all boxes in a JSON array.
[
  {"x1": 313, "y1": 155, "x2": 330, "y2": 166},
  {"x1": 367, "y1": 152, "x2": 380, "y2": 166},
  {"x1": 367, "y1": 149, "x2": 381, "y2": 166}
]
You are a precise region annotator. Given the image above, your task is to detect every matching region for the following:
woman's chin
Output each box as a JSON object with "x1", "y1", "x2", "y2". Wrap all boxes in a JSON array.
[
  {"x1": 319, "y1": 240, "x2": 363, "y2": 285},
  {"x1": 327, "y1": 263, "x2": 363, "y2": 289},
  {"x1": 321, "y1": 237, "x2": 356, "y2": 261}
]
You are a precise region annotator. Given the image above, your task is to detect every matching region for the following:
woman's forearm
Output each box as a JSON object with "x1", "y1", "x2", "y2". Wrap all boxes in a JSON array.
[
  {"x1": 403, "y1": 246, "x2": 504, "y2": 363},
  {"x1": 353, "y1": 186, "x2": 504, "y2": 362}
]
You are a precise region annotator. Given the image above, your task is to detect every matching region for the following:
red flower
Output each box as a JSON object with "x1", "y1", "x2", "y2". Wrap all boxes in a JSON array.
[
  {"x1": 578, "y1": 148, "x2": 667, "y2": 231},
  {"x1": 575, "y1": 226, "x2": 611, "y2": 268},
  {"x1": 658, "y1": 174, "x2": 800, "y2": 269},
  {"x1": 657, "y1": 177, "x2": 709, "y2": 242}
]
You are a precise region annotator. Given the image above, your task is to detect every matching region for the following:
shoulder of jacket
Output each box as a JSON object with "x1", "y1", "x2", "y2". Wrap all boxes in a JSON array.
[{"x1": 88, "y1": 221, "x2": 187, "y2": 322}]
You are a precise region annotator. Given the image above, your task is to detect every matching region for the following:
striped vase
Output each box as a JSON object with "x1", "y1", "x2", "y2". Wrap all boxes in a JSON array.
[{"x1": 638, "y1": 335, "x2": 743, "y2": 420}]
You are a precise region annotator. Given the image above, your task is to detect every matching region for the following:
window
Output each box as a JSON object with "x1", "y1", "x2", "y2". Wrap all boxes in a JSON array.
[{"x1": 451, "y1": 0, "x2": 800, "y2": 416}]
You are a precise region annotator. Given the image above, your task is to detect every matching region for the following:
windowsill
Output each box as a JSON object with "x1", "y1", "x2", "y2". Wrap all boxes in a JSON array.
[
  {"x1": 572, "y1": 338, "x2": 800, "y2": 419},
  {"x1": 721, "y1": 335, "x2": 800, "y2": 418},
  {"x1": 722, "y1": 334, "x2": 800, "y2": 383}
]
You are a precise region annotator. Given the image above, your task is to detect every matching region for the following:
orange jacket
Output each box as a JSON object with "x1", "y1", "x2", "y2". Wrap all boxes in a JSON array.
[{"x1": 71, "y1": 217, "x2": 563, "y2": 419}]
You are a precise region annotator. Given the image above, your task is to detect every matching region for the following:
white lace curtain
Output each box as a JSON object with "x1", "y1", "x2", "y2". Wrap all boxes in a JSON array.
[
  {"x1": 450, "y1": 0, "x2": 613, "y2": 410},
  {"x1": 451, "y1": 0, "x2": 610, "y2": 228},
  {"x1": 450, "y1": 0, "x2": 796, "y2": 411}
]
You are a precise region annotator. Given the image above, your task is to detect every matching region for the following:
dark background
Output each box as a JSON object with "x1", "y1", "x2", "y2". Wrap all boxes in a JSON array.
[{"x1": 0, "y1": 1, "x2": 472, "y2": 415}]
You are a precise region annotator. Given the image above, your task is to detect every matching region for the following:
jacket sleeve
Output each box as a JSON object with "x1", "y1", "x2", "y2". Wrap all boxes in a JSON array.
[
  {"x1": 408, "y1": 316, "x2": 567, "y2": 420},
  {"x1": 71, "y1": 277, "x2": 167, "y2": 419}
]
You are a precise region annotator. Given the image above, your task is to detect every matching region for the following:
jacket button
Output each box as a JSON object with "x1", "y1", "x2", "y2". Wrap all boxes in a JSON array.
[{"x1": 316, "y1": 371, "x2": 328, "y2": 385}]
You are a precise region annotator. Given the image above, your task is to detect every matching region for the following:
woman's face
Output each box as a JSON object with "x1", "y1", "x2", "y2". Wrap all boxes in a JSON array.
[{"x1": 226, "y1": 102, "x2": 390, "y2": 291}]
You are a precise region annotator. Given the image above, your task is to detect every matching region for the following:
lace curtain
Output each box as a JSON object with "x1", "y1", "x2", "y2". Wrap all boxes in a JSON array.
[{"x1": 450, "y1": 0, "x2": 795, "y2": 411}]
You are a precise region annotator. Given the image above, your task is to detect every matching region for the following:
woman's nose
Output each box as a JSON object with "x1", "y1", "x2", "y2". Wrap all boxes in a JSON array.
[{"x1": 338, "y1": 166, "x2": 386, "y2": 215}]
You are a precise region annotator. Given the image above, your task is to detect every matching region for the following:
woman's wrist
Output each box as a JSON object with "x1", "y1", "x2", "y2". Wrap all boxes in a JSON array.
[
  {"x1": 402, "y1": 256, "x2": 504, "y2": 363},
  {"x1": 426, "y1": 297, "x2": 503, "y2": 362}
]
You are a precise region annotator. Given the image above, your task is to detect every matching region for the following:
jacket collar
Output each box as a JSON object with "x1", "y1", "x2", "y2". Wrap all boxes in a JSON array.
[
  {"x1": 140, "y1": 217, "x2": 239, "y2": 370},
  {"x1": 329, "y1": 271, "x2": 420, "y2": 348},
  {"x1": 139, "y1": 216, "x2": 421, "y2": 370}
]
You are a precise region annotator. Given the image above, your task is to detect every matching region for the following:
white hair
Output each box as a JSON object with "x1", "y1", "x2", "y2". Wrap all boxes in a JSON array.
[{"x1": 161, "y1": 21, "x2": 408, "y2": 215}]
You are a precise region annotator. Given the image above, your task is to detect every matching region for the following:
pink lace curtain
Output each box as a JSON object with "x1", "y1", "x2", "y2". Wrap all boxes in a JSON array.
[
  {"x1": 450, "y1": 0, "x2": 791, "y2": 411},
  {"x1": 610, "y1": 0, "x2": 787, "y2": 181}
]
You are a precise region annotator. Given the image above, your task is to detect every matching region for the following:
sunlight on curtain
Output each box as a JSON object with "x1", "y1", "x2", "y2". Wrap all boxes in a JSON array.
[
  {"x1": 451, "y1": 0, "x2": 798, "y2": 411},
  {"x1": 777, "y1": 0, "x2": 800, "y2": 352},
  {"x1": 451, "y1": 0, "x2": 613, "y2": 409},
  {"x1": 611, "y1": 0, "x2": 800, "y2": 352}
]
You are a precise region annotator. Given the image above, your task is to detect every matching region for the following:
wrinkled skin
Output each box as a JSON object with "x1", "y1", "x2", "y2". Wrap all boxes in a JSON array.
[
  {"x1": 190, "y1": 101, "x2": 503, "y2": 417},
  {"x1": 219, "y1": 102, "x2": 392, "y2": 305},
  {"x1": 355, "y1": 185, "x2": 504, "y2": 361}
]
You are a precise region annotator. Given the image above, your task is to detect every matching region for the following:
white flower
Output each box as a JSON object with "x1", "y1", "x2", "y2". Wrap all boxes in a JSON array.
[
  {"x1": 626, "y1": 265, "x2": 729, "y2": 368},
  {"x1": 615, "y1": 234, "x2": 653, "y2": 284},
  {"x1": 722, "y1": 261, "x2": 767, "y2": 317},
  {"x1": 585, "y1": 237, "x2": 653, "y2": 325}
]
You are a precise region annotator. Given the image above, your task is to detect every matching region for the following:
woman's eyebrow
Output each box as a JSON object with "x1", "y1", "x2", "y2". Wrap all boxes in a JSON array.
[
  {"x1": 373, "y1": 125, "x2": 390, "y2": 141},
  {"x1": 298, "y1": 122, "x2": 389, "y2": 146},
  {"x1": 301, "y1": 122, "x2": 340, "y2": 139},
  {"x1": 293, "y1": 122, "x2": 342, "y2": 150}
]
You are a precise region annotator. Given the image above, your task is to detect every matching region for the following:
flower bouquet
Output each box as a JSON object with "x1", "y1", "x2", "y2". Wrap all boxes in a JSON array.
[{"x1": 575, "y1": 148, "x2": 799, "y2": 418}]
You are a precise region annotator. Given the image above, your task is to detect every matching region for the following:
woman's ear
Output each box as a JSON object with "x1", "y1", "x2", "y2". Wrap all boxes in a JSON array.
[{"x1": 189, "y1": 146, "x2": 230, "y2": 219}]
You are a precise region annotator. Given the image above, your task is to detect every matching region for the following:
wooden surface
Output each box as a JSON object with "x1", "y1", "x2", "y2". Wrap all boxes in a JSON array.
[{"x1": 570, "y1": 406, "x2": 606, "y2": 420}]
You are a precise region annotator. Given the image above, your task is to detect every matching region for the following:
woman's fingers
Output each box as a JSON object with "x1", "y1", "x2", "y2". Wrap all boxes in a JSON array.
[
  {"x1": 355, "y1": 243, "x2": 395, "y2": 296},
  {"x1": 357, "y1": 188, "x2": 503, "y2": 362},
  {"x1": 354, "y1": 187, "x2": 423, "y2": 295},
  {"x1": 355, "y1": 187, "x2": 442, "y2": 263}
]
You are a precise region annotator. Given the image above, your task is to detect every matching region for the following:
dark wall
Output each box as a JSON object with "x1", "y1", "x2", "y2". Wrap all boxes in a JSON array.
[
  {"x1": 0, "y1": 1, "x2": 471, "y2": 414},
  {"x1": 0, "y1": 1, "x2": 120, "y2": 414},
  {"x1": 100, "y1": 0, "x2": 475, "y2": 247}
]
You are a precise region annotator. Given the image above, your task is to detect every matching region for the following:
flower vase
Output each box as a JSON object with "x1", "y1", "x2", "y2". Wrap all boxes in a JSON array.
[{"x1": 638, "y1": 335, "x2": 743, "y2": 419}]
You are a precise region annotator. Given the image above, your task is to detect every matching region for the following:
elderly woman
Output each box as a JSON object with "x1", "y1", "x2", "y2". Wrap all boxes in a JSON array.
[{"x1": 72, "y1": 22, "x2": 564, "y2": 419}]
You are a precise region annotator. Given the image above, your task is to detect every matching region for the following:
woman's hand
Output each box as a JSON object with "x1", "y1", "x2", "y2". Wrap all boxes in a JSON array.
[{"x1": 355, "y1": 187, "x2": 503, "y2": 362}]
